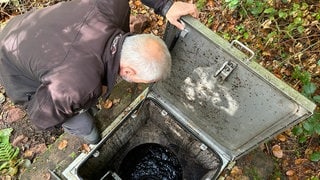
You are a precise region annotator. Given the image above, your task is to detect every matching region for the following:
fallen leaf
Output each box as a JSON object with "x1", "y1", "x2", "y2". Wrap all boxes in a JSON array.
[
  {"x1": 12, "y1": 135, "x2": 27, "y2": 146},
  {"x1": 58, "y1": 140, "x2": 68, "y2": 150},
  {"x1": 294, "y1": 158, "x2": 308, "y2": 165},
  {"x1": 282, "y1": 159, "x2": 289, "y2": 167},
  {"x1": 286, "y1": 169, "x2": 295, "y2": 176},
  {"x1": 5, "y1": 108, "x2": 26, "y2": 123},
  {"x1": 0, "y1": 93, "x2": 5, "y2": 104},
  {"x1": 207, "y1": 0, "x2": 214, "y2": 7},
  {"x1": 2, "y1": 175, "x2": 12, "y2": 180},
  {"x1": 261, "y1": 19, "x2": 272, "y2": 29},
  {"x1": 262, "y1": 51, "x2": 272, "y2": 56},
  {"x1": 230, "y1": 166, "x2": 243, "y2": 176},
  {"x1": 272, "y1": 144, "x2": 283, "y2": 158},
  {"x1": 23, "y1": 150, "x2": 34, "y2": 158},
  {"x1": 304, "y1": 169, "x2": 313, "y2": 174},
  {"x1": 50, "y1": 136, "x2": 56, "y2": 142},
  {"x1": 130, "y1": 14, "x2": 149, "y2": 33},
  {"x1": 81, "y1": 144, "x2": 91, "y2": 154},
  {"x1": 281, "y1": 67, "x2": 292, "y2": 76},
  {"x1": 103, "y1": 99, "x2": 113, "y2": 109},
  {"x1": 284, "y1": 129, "x2": 293, "y2": 136},
  {"x1": 8, "y1": 167, "x2": 18, "y2": 177},
  {"x1": 288, "y1": 175, "x2": 299, "y2": 180},
  {"x1": 30, "y1": 143, "x2": 47, "y2": 154},
  {"x1": 276, "y1": 134, "x2": 287, "y2": 142},
  {"x1": 134, "y1": 0, "x2": 142, "y2": 6},
  {"x1": 305, "y1": 148, "x2": 313, "y2": 156},
  {"x1": 294, "y1": 42, "x2": 303, "y2": 50},
  {"x1": 157, "y1": 19, "x2": 164, "y2": 26},
  {"x1": 274, "y1": 73, "x2": 282, "y2": 79},
  {"x1": 112, "y1": 98, "x2": 121, "y2": 105}
]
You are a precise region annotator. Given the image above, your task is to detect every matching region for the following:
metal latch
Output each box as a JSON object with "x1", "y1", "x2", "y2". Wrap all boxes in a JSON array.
[{"x1": 214, "y1": 61, "x2": 237, "y2": 83}]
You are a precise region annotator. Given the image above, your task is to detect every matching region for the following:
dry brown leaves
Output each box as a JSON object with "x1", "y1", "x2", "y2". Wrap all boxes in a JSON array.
[
  {"x1": 226, "y1": 166, "x2": 249, "y2": 180},
  {"x1": 0, "y1": 93, "x2": 5, "y2": 104},
  {"x1": 102, "y1": 99, "x2": 113, "y2": 109},
  {"x1": 58, "y1": 139, "x2": 68, "y2": 150},
  {"x1": 12, "y1": 135, "x2": 28, "y2": 147},
  {"x1": 101, "y1": 98, "x2": 121, "y2": 110},
  {"x1": 23, "y1": 143, "x2": 47, "y2": 158},
  {"x1": 201, "y1": 0, "x2": 320, "y2": 92},
  {"x1": 269, "y1": 131, "x2": 320, "y2": 178},
  {"x1": 81, "y1": 143, "x2": 91, "y2": 154},
  {"x1": 202, "y1": 1, "x2": 320, "y2": 177},
  {"x1": 276, "y1": 134, "x2": 287, "y2": 142},
  {"x1": 272, "y1": 144, "x2": 284, "y2": 159},
  {"x1": 130, "y1": 0, "x2": 166, "y2": 36},
  {"x1": 3, "y1": 107, "x2": 26, "y2": 123}
]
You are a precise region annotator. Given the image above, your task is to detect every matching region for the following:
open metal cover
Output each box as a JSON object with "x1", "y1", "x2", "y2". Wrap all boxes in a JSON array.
[{"x1": 151, "y1": 16, "x2": 316, "y2": 160}]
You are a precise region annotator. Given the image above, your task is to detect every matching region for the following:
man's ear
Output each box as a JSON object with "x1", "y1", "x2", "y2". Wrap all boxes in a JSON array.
[{"x1": 119, "y1": 66, "x2": 136, "y2": 78}]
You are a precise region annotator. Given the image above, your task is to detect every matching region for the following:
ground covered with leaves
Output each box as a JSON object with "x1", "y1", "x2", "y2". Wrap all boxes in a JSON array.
[
  {"x1": 196, "y1": 0, "x2": 320, "y2": 179},
  {"x1": 0, "y1": 0, "x2": 319, "y2": 179}
]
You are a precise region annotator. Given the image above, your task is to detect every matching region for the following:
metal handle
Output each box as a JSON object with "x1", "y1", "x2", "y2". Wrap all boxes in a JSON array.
[{"x1": 231, "y1": 40, "x2": 255, "y2": 62}]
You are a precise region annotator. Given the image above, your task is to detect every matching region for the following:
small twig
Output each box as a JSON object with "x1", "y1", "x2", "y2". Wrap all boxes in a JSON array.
[
  {"x1": 306, "y1": 135, "x2": 314, "y2": 150},
  {"x1": 308, "y1": 50, "x2": 320, "y2": 53},
  {"x1": 0, "y1": 9, "x2": 12, "y2": 18},
  {"x1": 239, "y1": 3, "x2": 249, "y2": 18},
  {"x1": 264, "y1": 143, "x2": 270, "y2": 155},
  {"x1": 293, "y1": 80, "x2": 301, "y2": 89},
  {"x1": 280, "y1": 34, "x2": 320, "y2": 44},
  {"x1": 280, "y1": 41, "x2": 320, "y2": 65}
]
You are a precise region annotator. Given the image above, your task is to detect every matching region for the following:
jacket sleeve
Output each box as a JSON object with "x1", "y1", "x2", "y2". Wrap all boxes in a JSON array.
[{"x1": 141, "y1": 0, "x2": 173, "y2": 16}]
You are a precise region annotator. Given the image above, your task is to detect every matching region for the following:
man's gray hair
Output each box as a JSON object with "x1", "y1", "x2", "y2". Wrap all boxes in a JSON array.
[{"x1": 120, "y1": 34, "x2": 171, "y2": 82}]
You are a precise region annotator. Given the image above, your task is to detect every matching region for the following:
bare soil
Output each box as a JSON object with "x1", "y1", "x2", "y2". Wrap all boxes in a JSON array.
[{"x1": 0, "y1": 85, "x2": 64, "y2": 178}]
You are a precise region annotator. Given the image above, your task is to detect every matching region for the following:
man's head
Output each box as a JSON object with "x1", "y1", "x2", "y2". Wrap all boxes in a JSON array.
[{"x1": 119, "y1": 34, "x2": 171, "y2": 83}]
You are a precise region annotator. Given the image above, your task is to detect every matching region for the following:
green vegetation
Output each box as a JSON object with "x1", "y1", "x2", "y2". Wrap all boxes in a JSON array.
[
  {"x1": 291, "y1": 66, "x2": 320, "y2": 161},
  {"x1": 292, "y1": 66, "x2": 319, "y2": 101},
  {"x1": 223, "y1": 0, "x2": 318, "y2": 41},
  {"x1": 222, "y1": 0, "x2": 320, "y2": 163},
  {"x1": 245, "y1": 167, "x2": 262, "y2": 180},
  {"x1": 196, "y1": 0, "x2": 207, "y2": 10},
  {"x1": 69, "y1": 152, "x2": 77, "y2": 159},
  {"x1": 0, "y1": 128, "x2": 23, "y2": 176}
]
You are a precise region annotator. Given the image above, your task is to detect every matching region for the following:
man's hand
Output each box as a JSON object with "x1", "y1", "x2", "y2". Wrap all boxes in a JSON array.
[{"x1": 166, "y1": 2, "x2": 198, "y2": 30}]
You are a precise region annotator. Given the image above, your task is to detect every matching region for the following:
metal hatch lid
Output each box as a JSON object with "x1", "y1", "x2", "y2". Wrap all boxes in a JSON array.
[{"x1": 151, "y1": 16, "x2": 316, "y2": 160}]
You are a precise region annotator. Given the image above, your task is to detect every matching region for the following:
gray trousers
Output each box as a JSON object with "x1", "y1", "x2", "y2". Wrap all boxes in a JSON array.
[
  {"x1": 62, "y1": 111, "x2": 94, "y2": 136},
  {"x1": 1, "y1": 74, "x2": 95, "y2": 137}
]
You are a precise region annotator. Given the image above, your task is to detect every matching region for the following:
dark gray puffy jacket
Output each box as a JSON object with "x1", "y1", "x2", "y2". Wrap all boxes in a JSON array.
[{"x1": 0, "y1": 0, "x2": 172, "y2": 129}]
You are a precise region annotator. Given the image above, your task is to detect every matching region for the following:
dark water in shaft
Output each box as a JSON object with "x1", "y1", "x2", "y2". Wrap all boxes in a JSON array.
[{"x1": 119, "y1": 143, "x2": 183, "y2": 180}]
